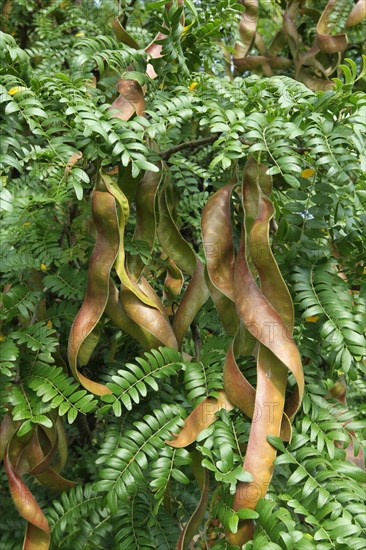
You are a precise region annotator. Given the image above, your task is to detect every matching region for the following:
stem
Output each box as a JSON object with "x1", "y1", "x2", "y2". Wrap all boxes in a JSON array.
[{"x1": 191, "y1": 321, "x2": 202, "y2": 361}]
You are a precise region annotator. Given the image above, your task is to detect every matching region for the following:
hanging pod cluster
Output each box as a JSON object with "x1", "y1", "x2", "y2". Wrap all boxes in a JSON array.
[
  {"x1": 233, "y1": 0, "x2": 366, "y2": 90},
  {"x1": 68, "y1": 153, "x2": 304, "y2": 546},
  {"x1": 68, "y1": 2, "x2": 196, "y2": 395},
  {"x1": 68, "y1": 164, "x2": 211, "y2": 396},
  {"x1": 67, "y1": 12, "x2": 307, "y2": 529},
  {"x1": 1, "y1": 413, "x2": 75, "y2": 550},
  {"x1": 168, "y1": 157, "x2": 304, "y2": 545}
]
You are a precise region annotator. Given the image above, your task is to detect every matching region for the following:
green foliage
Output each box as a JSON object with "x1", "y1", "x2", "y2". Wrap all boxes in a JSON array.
[
  {"x1": 244, "y1": 499, "x2": 316, "y2": 550},
  {"x1": 28, "y1": 363, "x2": 97, "y2": 424},
  {"x1": 47, "y1": 484, "x2": 110, "y2": 549},
  {"x1": 197, "y1": 410, "x2": 250, "y2": 494},
  {"x1": 183, "y1": 339, "x2": 226, "y2": 404},
  {"x1": 150, "y1": 445, "x2": 192, "y2": 512},
  {"x1": 267, "y1": 427, "x2": 366, "y2": 549},
  {"x1": 292, "y1": 261, "x2": 366, "y2": 380},
  {"x1": 94, "y1": 404, "x2": 186, "y2": 512},
  {"x1": 101, "y1": 347, "x2": 184, "y2": 415}
]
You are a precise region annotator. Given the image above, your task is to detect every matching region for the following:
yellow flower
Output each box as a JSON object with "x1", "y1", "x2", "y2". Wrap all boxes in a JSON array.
[
  {"x1": 40, "y1": 263, "x2": 47, "y2": 271},
  {"x1": 301, "y1": 168, "x2": 316, "y2": 179},
  {"x1": 305, "y1": 316, "x2": 319, "y2": 323},
  {"x1": 8, "y1": 86, "x2": 26, "y2": 96},
  {"x1": 75, "y1": 31, "x2": 85, "y2": 37},
  {"x1": 182, "y1": 24, "x2": 191, "y2": 36},
  {"x1": 46, "y1": 320, "x2": 53, "y2": 329},
  {"x1": 189, "y1": 82, "x2": 198, "y2": 91},
  {"x1": 363, "y1": 266, "x2": 366, "y2": 274},
  {"x1": 0, "y1": 335, "x2": 6, "y2": 342},
  {"x1": 23, "y1": 221, "x2": 31, "y2": 227}
]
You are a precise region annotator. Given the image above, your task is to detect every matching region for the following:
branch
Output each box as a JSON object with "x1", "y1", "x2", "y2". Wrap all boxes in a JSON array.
[
  {"x1": 159, "y1": 134, "x2": 220, "y2": 159},
  {"x1": 159, "y1": 134, "x2": 309, "y2": 160}
]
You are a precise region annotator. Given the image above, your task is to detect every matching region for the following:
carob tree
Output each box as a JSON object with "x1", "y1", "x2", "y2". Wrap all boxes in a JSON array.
[{"x1": 0, "y1": 1, "x2": 365, "y2": 549}]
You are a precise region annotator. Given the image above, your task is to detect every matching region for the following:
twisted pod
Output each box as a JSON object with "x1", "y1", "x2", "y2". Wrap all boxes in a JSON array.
[
  {"x1": 169, "y1": 157, "x2": 304, "y2": 546},
  {"x1": 1, "y1": 414, "x2": 74, "y2": 550}
]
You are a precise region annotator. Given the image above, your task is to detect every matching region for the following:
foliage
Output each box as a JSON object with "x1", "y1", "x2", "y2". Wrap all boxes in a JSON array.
[{"x1": 0, "y1": 1, "x2": 365, "y2": 549}]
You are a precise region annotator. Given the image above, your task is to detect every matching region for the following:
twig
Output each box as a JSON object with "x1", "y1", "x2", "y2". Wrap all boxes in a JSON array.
[
  {"x1": 191, "y1": 321, "x2": 202, "y2": 361},
  {"x1": 76, "y1": 413, "x2": 93, "y2": 446},
  {"x1": 122, "y1": 0, "x2": 138, "y2": 27}
]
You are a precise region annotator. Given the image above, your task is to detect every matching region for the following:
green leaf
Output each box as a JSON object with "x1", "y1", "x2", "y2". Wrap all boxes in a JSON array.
[
  {"x1": 171, "y1": 468, "x2": 190, "y2": 484},
  {"x1": 17, "y1": 420, "x2": 32, "y2": 437},
  {"x1": 237, "y1": 508, "x2": 259, "y2": 520},
  {"x1": 134, "y1": 158, "x2": 159, "y2": 172},
  {"x1": 228, "y1": 512, "x2": 239, "y2": 534}
]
